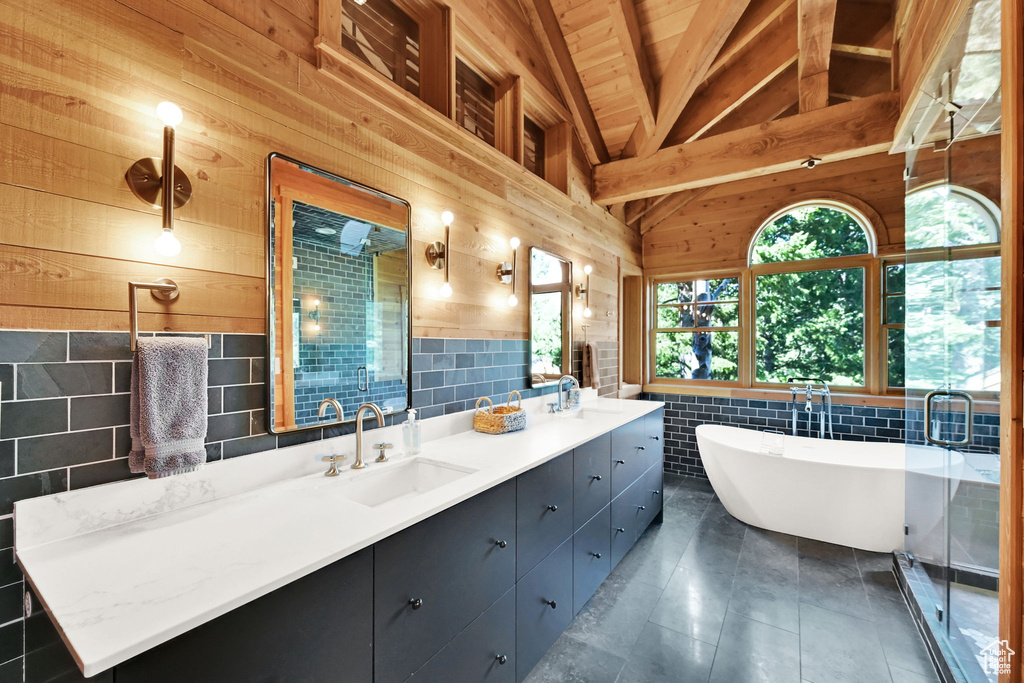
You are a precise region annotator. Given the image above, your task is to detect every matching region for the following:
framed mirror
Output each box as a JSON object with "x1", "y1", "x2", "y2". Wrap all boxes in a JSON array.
[
  {"x1": 267, "y1": 154, "x2": 411, "y2": 433},
  {"x1": 529, "y1": 247, "x2": 573, "y2": 388}
]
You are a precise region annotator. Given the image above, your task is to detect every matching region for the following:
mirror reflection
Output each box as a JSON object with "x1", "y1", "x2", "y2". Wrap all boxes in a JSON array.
[
  {"x1": 530, "y1": 248, "x2": 573, "y2": 388},
  {"x1": 268, "y1": 154, "x2": 410, "y2": 432}
]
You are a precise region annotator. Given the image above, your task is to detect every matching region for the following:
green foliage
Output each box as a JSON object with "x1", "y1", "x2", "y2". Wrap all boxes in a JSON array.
[
  {"x1": 531, "y1": 292, "x2": 563, "y2": 375},
  {"x1": 752, "y1": 205, "x2": 869, "y2": 264},
  {"x1": 654, "y1": 279, "x2": 739, "y2": 380}
]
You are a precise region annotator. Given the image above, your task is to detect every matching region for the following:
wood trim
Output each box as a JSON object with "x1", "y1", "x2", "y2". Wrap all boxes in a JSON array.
[
  {"x1": 495, "y1": 76, "x2": 524, "y2": 163},
  {"x1": 1000, "y1": 0, "x2": 1024, "y2": 678},
  {"x1": 518, "y1": 0, "x2": 610, "y2": 166},
  {"x1": 797, "y1": 0, "x2": 838, "y2": 112},
  {"x1": 621, "y1": 275, "x2": 643, "y2": 385},
  {"x1": 544, "y1": 121, "x2": 571, "y2": 194},
  {"x1": 420, "y1": 4, "x2": 455, "y2": 117},
  {"x1": 273, "y1": 195, "x2": 296, "y2": 431},
  {"x1": 594, "y1": 91, "x2": 901, "y2": 204},
  {"x1": 319, "y1": 0, "x2": 342, "y2": 46}
]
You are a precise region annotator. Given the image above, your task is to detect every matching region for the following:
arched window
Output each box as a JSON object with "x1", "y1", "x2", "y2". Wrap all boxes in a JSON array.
[
  {"x1": 904, "y1": 184, "x2": 1000, "y2": 249},
  {"x1": 751, "y1": 202, "x2": 875, "y2": 387}
]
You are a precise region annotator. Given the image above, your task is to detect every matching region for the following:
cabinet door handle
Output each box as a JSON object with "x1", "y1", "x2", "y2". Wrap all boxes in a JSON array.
[
  {"x1": 408, "y1": 598, "x2": 424, "y2": 610},
  {"x1": 637, "y1": 505, "x2": 646, "y2": 511},
  {"x1": 590, "y1": 552, "x2": 602, "y2": 558},
  {"x1": 495, "y1": 539, "x2": 508, "y2": 548},
  {"x1": 615, "y1": 459, "x2": 626, "y2": 465},
  {"x1": 543, "y1": 599, "x2": 557, "y2": 609},
  {"x1": 496, "y1": 654, "x2": 508, "y2": 665},
  {"x1": 616, "y1": 527, "x2": 625, "y2": 533},
  {"x1": 547, "y1": 504, "x2": 558, "y2": 512},
  {"x1": 591, "y1": 474, "x2": 602, "y2": 481}
]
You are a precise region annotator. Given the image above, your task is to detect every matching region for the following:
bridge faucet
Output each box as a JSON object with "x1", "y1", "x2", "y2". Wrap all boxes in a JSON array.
[
  {"x1": 352, "y1": 402, "x2": 384, "y2": 470},
  {"x1": 556, "y1": 375, "x2": 580, "y2": 412}
]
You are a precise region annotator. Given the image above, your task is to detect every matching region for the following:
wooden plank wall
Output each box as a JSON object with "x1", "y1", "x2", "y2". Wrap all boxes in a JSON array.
[
  {"x1": 642, "y1": 136, "x2": 1001, "y2": 273},
  {"x1": 0, "y1": 0, "x2": 639, "y2": 343}
]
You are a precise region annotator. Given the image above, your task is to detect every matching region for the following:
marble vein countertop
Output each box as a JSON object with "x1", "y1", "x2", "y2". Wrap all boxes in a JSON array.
[{"x1": 14, "y1": 391, "x2": 663, "y2": 676}]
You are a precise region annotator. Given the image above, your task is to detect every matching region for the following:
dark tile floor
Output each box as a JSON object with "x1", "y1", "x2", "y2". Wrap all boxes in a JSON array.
[{"x1": 525, "y1": 475, "x2": 940, "y2": 683}]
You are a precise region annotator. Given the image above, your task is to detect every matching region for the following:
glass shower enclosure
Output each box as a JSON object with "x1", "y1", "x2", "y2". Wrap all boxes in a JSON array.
[{"x1": 902, "y1": 1, "x2": 1002, "y2": 679}]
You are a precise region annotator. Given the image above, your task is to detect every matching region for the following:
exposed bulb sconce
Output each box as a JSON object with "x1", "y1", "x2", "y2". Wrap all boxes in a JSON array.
[
  {"x1": 427, "y1": 210, "x2": 453, "y2": 297},
  {"x1": 126, "y1": 101, "x2": 192, "y2": 257},
  {"x1": 577, "y1": 264, "x2": 593, "y2": 318},
  {"x1": 497, "y1": 237, "x2": 520, "y2": 307},
  {"x1": 309, "y1": 299, "x2": 321, "y2": 331}
]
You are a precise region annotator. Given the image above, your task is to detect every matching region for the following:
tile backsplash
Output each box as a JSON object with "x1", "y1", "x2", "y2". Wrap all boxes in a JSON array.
[{"x1": 0, "y1": 329, "x2": 616, "y2": 682}]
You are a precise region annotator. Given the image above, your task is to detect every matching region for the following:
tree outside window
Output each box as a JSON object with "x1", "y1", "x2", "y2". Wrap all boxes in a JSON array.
[{"x1": 653, "y1": 278, "x2": 739, "y2": 381}]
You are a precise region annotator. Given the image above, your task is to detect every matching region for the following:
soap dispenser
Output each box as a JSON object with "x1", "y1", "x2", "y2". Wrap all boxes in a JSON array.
[{"x1": 402, "y1": 408, "x2": 421, "y2": 455}]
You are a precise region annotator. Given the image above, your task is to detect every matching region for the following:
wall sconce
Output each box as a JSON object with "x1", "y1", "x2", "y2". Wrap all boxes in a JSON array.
[
  {"x1": 309, "y1": 299, "x2": 321, "y2": 331},
  {"x1": 426, "y1": 210, "x2": 453, "y2": 297},
  {"x1": 497, "y1": 237, "x2": 520, "y2": 307},
  {"x1": 576, "y1": 264, "x2": 593, "y2": 318},
  {"x1": 125, "y1": 101, "x2": 193, "y2": 257}
]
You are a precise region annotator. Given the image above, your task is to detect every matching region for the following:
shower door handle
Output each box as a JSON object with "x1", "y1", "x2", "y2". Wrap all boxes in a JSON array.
[
  {"x1": 357, "y1": 366, "x2": 368, "y2": 392},
  {"x1": 924, "y1": 389, "x2": 973, "y2": 447}
]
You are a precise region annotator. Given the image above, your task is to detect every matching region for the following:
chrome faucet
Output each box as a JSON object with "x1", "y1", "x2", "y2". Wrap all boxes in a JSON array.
[
  {"x1": 788, "y1": 377, "x2": 834, "y2": 439},
  {"x1": 318, "y1": 398, "x2": 344, "y2": 422},
  {"x1": 352, "y1": 402, "x2": 384, "y2": 470},
  {"x1": 556, "y1": 375, "x2": 580, "y2": 412}
]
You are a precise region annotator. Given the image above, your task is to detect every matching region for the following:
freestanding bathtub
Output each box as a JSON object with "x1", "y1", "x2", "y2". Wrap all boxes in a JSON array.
[{"x1": 695, "y1": 424, "x2": 963, "y2": 553}]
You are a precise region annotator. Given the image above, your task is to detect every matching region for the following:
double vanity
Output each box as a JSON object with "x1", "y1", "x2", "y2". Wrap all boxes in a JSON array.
[{"x1": 15, "y1": 394, "x2": 664, "y2": 682}]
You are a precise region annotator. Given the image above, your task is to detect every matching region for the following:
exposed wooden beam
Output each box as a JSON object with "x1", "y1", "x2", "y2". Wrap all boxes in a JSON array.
[
  {"x1": 639, "y1": 188, "x2": 710, "y2": 234},
  {"x1": 633, "y1": 0, "x2": 753, "y2": 158},
  {"x1": 797, "y1": 0, "x2": 838, "y2": 112},
  {"x1": 593, "y1": 90, "x2": 900, "y2": 204},
  {"x1": 702, "y1": 65, "x2": 798, "y2": 137},
  {"x1": 668, "y1": 6, "x2": 797, "y2": 145},
  {"x1": 832, "y1": 43, "x2": 892, "y2": 62},
  {"x1": 708, "y1": 0, "x2": 797, "y2": 78},
  {"x1": 519, "y1": 0, "x2": 610, "y2": 165},
  {"x1": 607, "y1": 0, "x2": 656, "y2": 135},
  {"x1": 624, "y1": 194, "x2": 672, "y2": 226}
]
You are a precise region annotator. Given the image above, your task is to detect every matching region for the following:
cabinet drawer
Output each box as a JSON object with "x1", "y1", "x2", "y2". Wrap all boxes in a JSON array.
[
  {"x1": 573, "y1": 505, "x2": 611, "y2": 614},
  {"x1": 516, "y1": 452, "x2": 573, "y2": 580},
  {"x1": 573, "y1": 434, "x2": 611, "y2": 531},
  {"x1": 375, "y1": 480, "x2": 517, "y2": 683},
  {"x1": 411, "y1": 587, "x2": 516, "y2": 683},
  {"x1": 636, "y1": 464, "x2": 664, "y2": 531},
  {"x1": 644, "y1": 407, "x2": 664, "y2": 469},
  {"x1": 610, "y1": 481, "x2": 646, "y2": 568},
  {"x1": 611, "y1": 417, "x2": 647, "y2": 498},
  {"x1": 115, "y1": 547, "x2": 373, "y2": 683},
  {"x1": 516, "y1": 539, "x2": 573, "y2": 683}
]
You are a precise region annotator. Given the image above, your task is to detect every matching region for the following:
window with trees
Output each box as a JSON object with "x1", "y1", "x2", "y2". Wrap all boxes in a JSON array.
[
  {"x1": 652, "y1": 277, "x2": 740, "y2": 381},
  {"x1": 341, "y1": 0, "x2": 421, "y2": 97}
]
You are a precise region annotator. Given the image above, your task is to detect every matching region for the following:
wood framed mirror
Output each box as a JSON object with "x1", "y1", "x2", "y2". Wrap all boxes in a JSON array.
[{"x1": 529, "y1": 247, "x2": 573, "y2": 388}]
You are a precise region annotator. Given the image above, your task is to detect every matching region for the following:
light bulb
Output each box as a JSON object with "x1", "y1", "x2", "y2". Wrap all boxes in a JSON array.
[
  {"x1": 507, "y1": 293, "x2": 518, "y2": 307},
  {"x1": 509, "y1": 237, "x2": 520, "y2": 249},
  {"x1": 313, "y1": 324, "x2": 320, "y2": 331},
  {"x1": 584, "y1": 264, "x2": 593, "y2": 275},
  {"x1": 313, "y1": 299, "x2": 320, "y2": 306},
  {"x1": 156, "y1": 101, "x2": 183, "y2": 128},
  {"x1": 440, "y1": 210, "x2": 454, "y2": 226},
  {"x1": 583, "y1": 307, "x2": 592, "y2": 318},
  {"x1": 439, "y1": 281, "x2": 453, "y2": 298},
  {"x1": 155, "y1": 228, "x2": 181, "y2": 256}
]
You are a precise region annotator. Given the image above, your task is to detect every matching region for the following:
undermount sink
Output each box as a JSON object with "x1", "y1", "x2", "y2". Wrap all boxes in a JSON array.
[
  {"x1": 558, "y1": 406, "x2": 625, "y2": 419},
  {"x1": 334, "y1": 457, "x2": 478, "y2": 509}
]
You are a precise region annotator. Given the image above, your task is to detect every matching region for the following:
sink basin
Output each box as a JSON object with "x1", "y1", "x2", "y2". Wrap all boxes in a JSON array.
[
  {"x1": 559, "y1": 406, "x2": 625, "y2": 420},
  {"x1": 334, "y1": 458, "x2": 477, "y2": 509}
]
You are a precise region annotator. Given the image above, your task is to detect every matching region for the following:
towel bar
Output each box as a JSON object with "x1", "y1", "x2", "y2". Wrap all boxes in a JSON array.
[{"x1": 129, "y1": 278, "x2": 211, "y2": 351}]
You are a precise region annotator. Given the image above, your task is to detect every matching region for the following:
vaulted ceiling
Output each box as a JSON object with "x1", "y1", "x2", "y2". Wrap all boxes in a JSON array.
[{"x1": 520, "y1": 0, "x2": 896, "y2": 231}]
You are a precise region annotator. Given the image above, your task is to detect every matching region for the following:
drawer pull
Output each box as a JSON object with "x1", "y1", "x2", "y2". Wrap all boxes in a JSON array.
[
  {"x1": 637, "y1": 505, "x2": 646, "y2": 511},
  {"x1": 615, "y1": 459, "x2": 626, "y2": 465},
  {"x1": 637, "y1": 446, "x2": 646, "y2": 451},
  {"x1": 496, "y1": 654, "x2": 508, "y2": 665},
  {"x1": 408, "y1": 598, "x2": 424, "y2": 610},
  {"x1": 547, "y1": 505, "x2": 559, "y2": 512},
  {"x1": 652, "y1": 490, "x2": 661, "y2": 495},
  {"x1": 543, "y1": 599, "x2": 557, "y2": 609},
  {"x1": 591, "y1": 474, "x2": 602, "y2": 481},
  {"x1": 652, "y1": 435, "x2": 660, "y2": 441},
  {"x1": 590, "y1": 552, "x2": 602, "y2": 559},
  {"x1": 616, "y1": 527, "x2": 625, "y2": 533},
  {"x1": 495, "y1": 539, "x2": 508, "y2": 548}
]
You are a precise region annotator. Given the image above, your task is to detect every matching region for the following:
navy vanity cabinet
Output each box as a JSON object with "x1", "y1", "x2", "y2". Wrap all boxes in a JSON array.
[
  {"x1": 114, "y1": 547, "x2": 373, "y2": 683},
  {"x1": 516, "y1": 452, "x2": 573, "y2": 580},
  {"x1": 572, "y1": 505, "x2": 611, "y2": 613},
  {"x1": 572, "y1": 433, "x2": 611, "y2": 531},
  {"x1": 611, "y1": 416, "x2": 648, "y2": 498},
  {"x1": 410, "y1": 586, "x2": 516, "y2": 683},
  {"x1": 515, "y1": 538, "x2": 573, "y2": 683},
  {"x1": 644, "y1": 407, "x2": 665, "y2": 469},
  {"x1": 637, "y1": 463, "x2": 664, "y2": 530},
  {"x1": 374, "y1": 479, "x2": 517, "y2": 683}
]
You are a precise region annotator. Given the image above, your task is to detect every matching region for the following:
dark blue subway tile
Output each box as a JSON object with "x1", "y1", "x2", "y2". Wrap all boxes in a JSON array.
[{"x1": 0, "y1": 399, "x2": 67, "y2": 438}]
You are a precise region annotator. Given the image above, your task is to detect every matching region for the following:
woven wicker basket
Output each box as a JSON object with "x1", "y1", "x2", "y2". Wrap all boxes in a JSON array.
[{"x1": 473, "y1": 391, "x2": 527, "y2": 435}]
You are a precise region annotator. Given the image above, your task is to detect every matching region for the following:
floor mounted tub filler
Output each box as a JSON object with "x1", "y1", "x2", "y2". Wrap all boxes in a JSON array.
[{"x1": 695, "y1": 424, "x2": 964, "y2": 553}]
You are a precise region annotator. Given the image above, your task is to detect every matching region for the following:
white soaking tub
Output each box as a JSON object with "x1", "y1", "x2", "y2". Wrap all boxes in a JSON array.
[{"x1": 695, "y1": 424, "x2": 963, "y2": 553}]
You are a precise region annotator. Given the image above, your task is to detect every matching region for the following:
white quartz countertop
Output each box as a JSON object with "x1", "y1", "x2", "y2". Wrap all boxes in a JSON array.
[{"x1": 14, "y1": 394, "x2": 662, "y2": 677}]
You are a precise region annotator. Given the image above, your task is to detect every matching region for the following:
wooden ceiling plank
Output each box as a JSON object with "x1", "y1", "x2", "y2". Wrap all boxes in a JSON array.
[
  {"x1": 519, "y1": 0, "x2": 611, "y2": 165},
  {"x1": 607, "y1": 0, "x2": 656, "y2": 133},
  {"x1": 639, "y1": 187, "x2": 710, "y2": 234},
  {"x1": 593, "y1": 90, "x2": 900, "y2": 203},
  {"x1": 634, "y1": 0, "x2": 753, "y2": 158},
  {"x1": 670, "y1": 7, "x2": 798, "y2": 144},
  {"x1": 797, "y1": 0, "x2": 838, "y2": 112}
]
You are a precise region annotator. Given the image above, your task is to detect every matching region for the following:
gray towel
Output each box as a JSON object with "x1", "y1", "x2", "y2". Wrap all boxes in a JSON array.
[
  {"x1": 129, "y1": 337, "x2": 209, "y2": 479},
  {"x1": 583, "y1": 342, "x2": 600, "y2": 390}
]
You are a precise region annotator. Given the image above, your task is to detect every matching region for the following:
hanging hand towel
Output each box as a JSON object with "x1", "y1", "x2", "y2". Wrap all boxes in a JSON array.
[
  {"x1": 583, "y1": 342, "x2": 601, "y2": 391},
  {"x1": 129, "y1": 337, "x2": 209, "y2": 479}
]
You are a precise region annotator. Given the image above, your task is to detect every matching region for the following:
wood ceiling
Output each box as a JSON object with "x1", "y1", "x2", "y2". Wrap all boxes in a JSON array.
[{"x1": 522, "y1": 0, "x2": 896, "y2": 230}]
